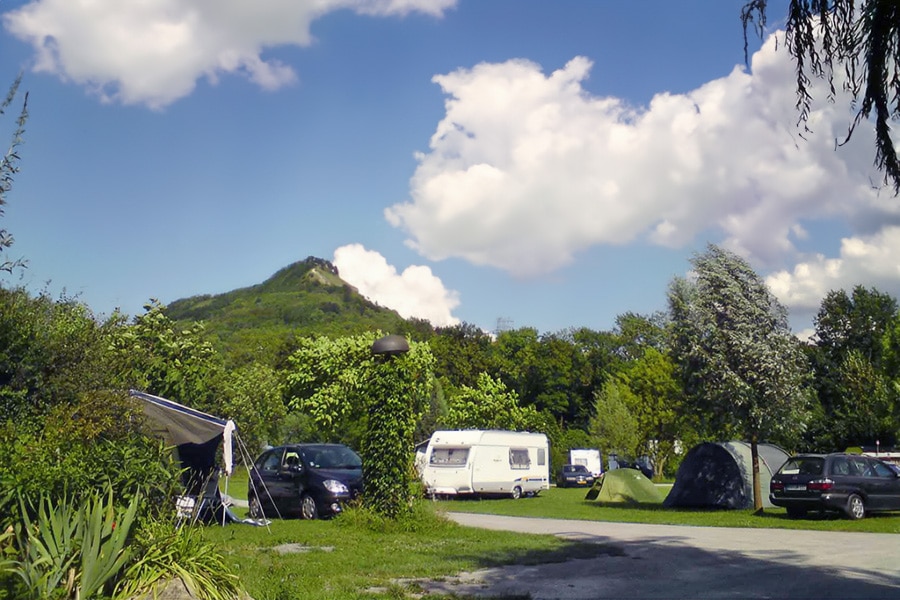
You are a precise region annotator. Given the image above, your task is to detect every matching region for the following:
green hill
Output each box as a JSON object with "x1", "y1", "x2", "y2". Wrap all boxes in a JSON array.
[{"x1": 165, "y1": 257, "x2": 425, "y2": 365}]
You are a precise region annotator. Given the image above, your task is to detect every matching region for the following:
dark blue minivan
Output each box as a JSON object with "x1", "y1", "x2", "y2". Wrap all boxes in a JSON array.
[{"x1": 248, "y1": 443, "x2": 363, "y2": 519}]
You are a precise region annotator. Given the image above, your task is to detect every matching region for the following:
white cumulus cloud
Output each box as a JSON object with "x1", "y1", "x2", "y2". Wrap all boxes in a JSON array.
[
  {"x1": 386, "y1": 32, "x2": 900, "y2": 317},
  {"x1": 766, "y1": 226, "x2": 900, "y2": 312},
  {"x1": 332, "y1": 244, "x2": 460, "y2": 327},
  {"x1": 3, "y1": 0, "x2": 456, "y2": 108}
]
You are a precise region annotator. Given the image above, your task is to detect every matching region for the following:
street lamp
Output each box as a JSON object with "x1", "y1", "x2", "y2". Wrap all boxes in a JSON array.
[
  {"x1": 371, "y1": 334, "x2": 409, "y2": 357},
  {"x1": 366, "y1": 333, "x2": 412, "y2": 519}
]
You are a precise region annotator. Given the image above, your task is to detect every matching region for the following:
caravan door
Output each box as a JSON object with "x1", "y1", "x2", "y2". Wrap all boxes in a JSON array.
[{"x1": 472, "y1": 444, "x2": 509, "y2": 496}]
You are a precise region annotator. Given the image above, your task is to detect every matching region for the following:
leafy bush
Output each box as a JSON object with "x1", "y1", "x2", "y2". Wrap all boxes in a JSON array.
[
  {"x1": 0, "y1": 288, "x2": 112, "y2": 424},
  {"x1": 0, "y1": 416, "x2": 181, "y2": 526}
]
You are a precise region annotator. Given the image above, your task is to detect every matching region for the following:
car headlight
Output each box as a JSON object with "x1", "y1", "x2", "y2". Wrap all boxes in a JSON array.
[{"x1": 323, "y1": 479, "x2": 349, "y2": 494}]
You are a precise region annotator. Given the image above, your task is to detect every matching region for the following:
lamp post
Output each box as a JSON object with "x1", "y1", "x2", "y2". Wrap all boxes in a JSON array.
[
  {"x1": 371, "y1": 334, "x2": 409, "y2": 358},
  {"x1": 364, "y1": 334, "x2": 412, "y2": 518}
]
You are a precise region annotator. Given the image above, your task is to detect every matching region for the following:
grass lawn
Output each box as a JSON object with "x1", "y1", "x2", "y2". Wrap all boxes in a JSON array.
[
  {"x1": 442, "y1": 486, "x2": 900, "y2": 533},
  {"x1": 203, "y1": 502, "x2": 601, "y2": 600},
  {"x1": 220, "y1": 469, "x2": 900, "y2": 533},
  {"x1": 209, "y1": 474, "x2": 900, "y2": 599}
]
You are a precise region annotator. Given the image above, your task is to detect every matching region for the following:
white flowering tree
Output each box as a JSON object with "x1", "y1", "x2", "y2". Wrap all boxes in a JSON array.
[{"x1": 668, "y1": 244, "x2": 811, "y2": 512}]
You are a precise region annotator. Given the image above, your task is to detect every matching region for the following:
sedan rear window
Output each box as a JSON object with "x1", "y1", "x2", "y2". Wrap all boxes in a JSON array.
[{"x1": 779, "y1": 457, "x2": 824, "y2": 476}]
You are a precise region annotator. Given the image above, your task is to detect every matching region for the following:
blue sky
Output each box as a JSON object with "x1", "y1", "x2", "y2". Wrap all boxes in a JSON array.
[{"x1": 1, "y1": 0, "x2": 896, "y2": 338}]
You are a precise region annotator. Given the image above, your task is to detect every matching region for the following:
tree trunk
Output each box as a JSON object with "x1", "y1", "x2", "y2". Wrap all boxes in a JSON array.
[{"x1": 750, "y1": 435, "x2": 763, "y2": 513}]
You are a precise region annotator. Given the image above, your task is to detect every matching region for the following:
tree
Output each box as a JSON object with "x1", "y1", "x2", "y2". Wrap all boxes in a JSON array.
[
  {"x1": 836, "y1": 349, "x2": 893, "y2": 444},
  {"x1": 615, "y1": 347, "x2": 687, "y2": 480},
  {"x1": 219, "y1": 362, "x2": 285, "y2": 455},
  {"x1": 807, "y1": 286, "x2": 898, "y2": 449},
  {"x1": 107, "y1": 300, "x2": 224, "y2": 415},
  {"x1": 283, "y1": 332, "x2": 435, "y2": 518},
  {"x1": 742, "y1": 1, "x2": 900, "y2": 193},
  {"x1": 0, "y1": 75, "x2": 28, "y2": 274},
  {"x1": 589, "y1": 379, "x2": 641, "y2": 462},
  {"x1": 814, "y1": 286, "x2": 897, "y2": 368},
  {"x1": 442, "y1": 372, "x2": 544, "y2": 432},
  {"x1": 283, "y1": 333, "x2": 377, "y2": 447},
  {"x1": 612, "y1": 312, "x2": 670, "y2": 362},
  {"x1": 494, "y1": 328, "x2": 592, "y2": 426},
  {"x1": 429, "y1": 322, "x2": 495, "y2": 393},
  {"x1": 668, "y1": 244, "x2": 810, "y2": 512},
  {"x1": 565, "y1": 327, "x2": 619, "y2": 429}
]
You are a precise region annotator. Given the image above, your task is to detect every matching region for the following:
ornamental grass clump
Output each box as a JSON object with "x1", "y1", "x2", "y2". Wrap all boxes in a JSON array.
[
  {"x1": 0, "y1": 484, "x2": 244, "y2": 600},
  {"x1": 4, "y1": 487, "x2": 138, "y2": 599}
]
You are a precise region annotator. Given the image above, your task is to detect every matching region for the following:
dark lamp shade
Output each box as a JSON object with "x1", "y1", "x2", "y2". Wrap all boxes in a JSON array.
[{"x1": 371, "y1": 334, "x2": 410, "y2": 356}]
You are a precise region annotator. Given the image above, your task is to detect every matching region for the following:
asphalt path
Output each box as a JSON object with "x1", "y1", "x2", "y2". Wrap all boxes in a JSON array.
[{"x1": 416, "y1": 513, "x2": 900, "y2": 599}]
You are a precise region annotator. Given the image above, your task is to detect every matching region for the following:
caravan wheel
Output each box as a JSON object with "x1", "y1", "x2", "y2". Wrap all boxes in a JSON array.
[
  {"x1": 248, "y1": 495, "x2": 262, "y2": 519},
  {"x1": 510, "y1": 486, "x2": 522, "y2": 500}
]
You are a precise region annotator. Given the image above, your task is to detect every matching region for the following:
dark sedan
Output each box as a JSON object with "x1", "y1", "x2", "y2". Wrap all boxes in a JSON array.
[
  {"x1": 769, "y1": 453, "x2": 900, "y2": 519},
  {"x1": 557, "y1": 464, "x2": 595, "y2": 488}
]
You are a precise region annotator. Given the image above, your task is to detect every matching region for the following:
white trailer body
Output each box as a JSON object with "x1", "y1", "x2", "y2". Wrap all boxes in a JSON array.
[
  {"x1": 421, "y1": 430, "x2": 550, "y2": 498},
  {"x1": 569, "y1": 448, "x2": 603, "y2": 477}
]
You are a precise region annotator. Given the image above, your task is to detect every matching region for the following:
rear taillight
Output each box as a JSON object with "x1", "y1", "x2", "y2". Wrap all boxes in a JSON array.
[
  {"x1": 770, "y1": 480, "x2": 784, "y2": 492},
  {"x1": 808, "y1": 479, "x2": 834, "y2": 492}
]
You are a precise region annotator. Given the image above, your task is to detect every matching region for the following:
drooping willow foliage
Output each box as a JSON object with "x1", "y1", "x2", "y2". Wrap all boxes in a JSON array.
[
  {"x1": 743, "y1": 0, "x2": 900, "y2": 193},
  {"x1": 0, "y1": 74, "x2": 28, "y2": 273}
]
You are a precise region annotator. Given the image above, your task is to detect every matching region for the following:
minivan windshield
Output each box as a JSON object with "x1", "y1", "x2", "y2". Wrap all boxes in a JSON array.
[{"x1": 301, "y1": 445, "x2": 362, "y2": 469}]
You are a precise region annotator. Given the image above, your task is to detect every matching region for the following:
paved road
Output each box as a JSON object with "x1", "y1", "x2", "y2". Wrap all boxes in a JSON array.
[{"x1": 417, "y1": 513, "x2": 900, "y2": 599}]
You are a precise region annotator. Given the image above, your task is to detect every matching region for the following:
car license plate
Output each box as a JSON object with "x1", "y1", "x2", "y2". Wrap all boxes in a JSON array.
[{"x1": 785, "y1": 484, "x2": 806, "y2": 491}]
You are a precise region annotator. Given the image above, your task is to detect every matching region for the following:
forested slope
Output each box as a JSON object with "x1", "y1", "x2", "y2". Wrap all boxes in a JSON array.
[{"x1": 165, "y1": 256, "x2": 428, "y2": 365}]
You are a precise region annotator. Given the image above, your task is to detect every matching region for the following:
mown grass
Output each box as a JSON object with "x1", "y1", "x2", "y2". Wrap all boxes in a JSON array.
[
  {"x1": 203, "y1": 502, "x2": 602, "y2": 600},
  {"x1": 442, "y1": 486, "x2": 900, "y2": 533},
  {"x1": 219, "y1": 468, "x2": 900, "y2": 533},
  {"x1": 208, "y1": 476, "x2": 900, "y2": 599}
]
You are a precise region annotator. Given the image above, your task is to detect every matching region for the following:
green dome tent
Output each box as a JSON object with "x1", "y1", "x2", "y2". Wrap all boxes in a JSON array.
[
  {"x1": 663, "y1": 441, "x2": 788, "y2": 509},
  {"x1": 585, "y1": 467, "x2": 664, "y2": 504}
]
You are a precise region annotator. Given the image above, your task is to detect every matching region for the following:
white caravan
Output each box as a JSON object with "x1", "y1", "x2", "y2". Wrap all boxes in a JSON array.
[
  {"x1": 421, "y1": 430, "x2": 550, "y2": 499},
  {"x1": 569, "y1": 448, "x2": 603, "y2": 477}
]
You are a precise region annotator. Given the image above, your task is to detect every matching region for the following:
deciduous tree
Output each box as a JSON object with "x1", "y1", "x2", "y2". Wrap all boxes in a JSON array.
[
  {"x1": 808, "y1": 286, "x2": 897, "y2": 449},
  {"x1": 615, "y1": 347, "x2": 687, "y2": 479},
  {"x1": 107, "y1": 300, "x2": 224, "y2": 414},
  {"x1": 589, "y1": 379, "x2": 641, "y2": 462},
  {"x1": 442, "y1": 372, "x2": 543, "y2": 432},
  {"x1": 284, "y1": 332, "x2": 435, "y2": 518},
  {"x1": 668, "y1": 244, "x2": 810, "y2": 512}
]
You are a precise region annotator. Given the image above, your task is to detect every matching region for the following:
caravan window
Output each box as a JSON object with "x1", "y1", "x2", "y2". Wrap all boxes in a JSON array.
[
  {"x1": 537, "y1": 448, "x2": 546, "y2": 466},
  {"x1": 509, "y1": 448, "x2": 531, "y2": 469},
  {"x1": 430, "y1": 447, "x2": 469, "y2": 466}
]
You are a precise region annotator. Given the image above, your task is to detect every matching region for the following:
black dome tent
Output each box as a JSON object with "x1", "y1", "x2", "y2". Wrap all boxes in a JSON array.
[
  {"x1": 130, "y1": 390, "x2": 254, "y2": 525},
  {"x1": 663, "y1": 441, "x2": 788, "y2": 510}
]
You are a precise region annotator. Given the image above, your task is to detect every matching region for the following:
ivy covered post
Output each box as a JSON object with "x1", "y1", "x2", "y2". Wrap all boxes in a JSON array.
[{"x1": 363, "y1": 334, "x2": 415, "y2": 519}]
